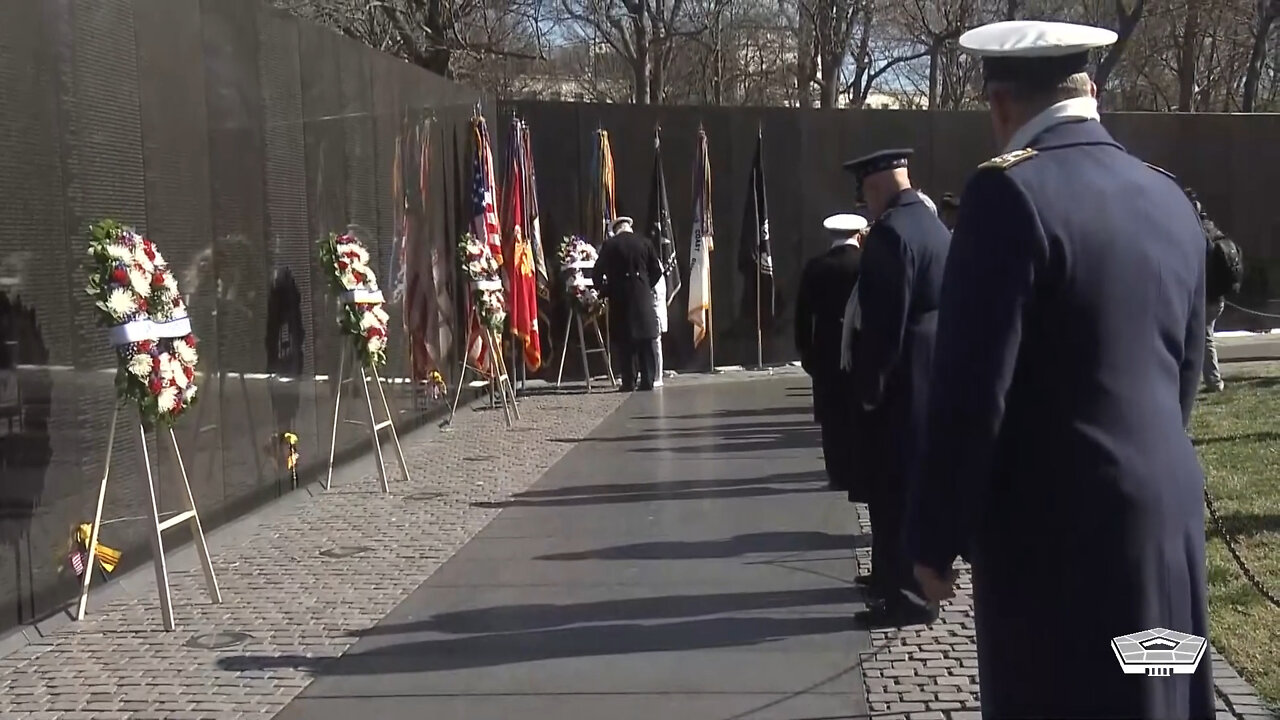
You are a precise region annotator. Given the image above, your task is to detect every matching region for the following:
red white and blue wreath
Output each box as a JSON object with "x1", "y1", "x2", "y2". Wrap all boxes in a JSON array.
[
  {"x1": 85, "y1": 220, "x2": 199, "y2": 428},
  {"x1": 558, "y1": 235, "x2": 603, "y2": 317},
  {"x1": 458, "y1": 231, "x2": 507, "y2": 332},
  {"x1": 319, "y1": 230, "x2": 391, "y2": 368}
]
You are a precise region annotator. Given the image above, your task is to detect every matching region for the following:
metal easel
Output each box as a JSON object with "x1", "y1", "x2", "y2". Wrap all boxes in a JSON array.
[
  {"x1": 323, "y1": 341, "x2": 412, "y2": 493},
  {"x1": 446, "y1": 306, "x2": 518, "y2": 427},
  {"x1": 555, "y1": 305, "x2": 615, "y2": 392},
  {"x1": 76, "y1": 405, "x2": 221, "y2": 631}
]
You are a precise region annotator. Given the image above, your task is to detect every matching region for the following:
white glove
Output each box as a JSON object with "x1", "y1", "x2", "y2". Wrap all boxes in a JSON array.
[{"x1": 840, "y1": 282, "x2": 860, "y2": 371}]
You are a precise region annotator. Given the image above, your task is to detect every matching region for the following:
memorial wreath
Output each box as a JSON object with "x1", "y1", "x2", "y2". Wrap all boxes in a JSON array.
[
  {"x1": 457, "y1": 232, "x2": 506, "y2": 332},
  {"x1": 85, "y1": 219, "x2": 200, "y2": 428},
  {"x1": 558, "y1": 235, "x2": 603, "y2": 317},
  {"x1": 318, "y1": 230, "x2": 390, "y2": 369}
]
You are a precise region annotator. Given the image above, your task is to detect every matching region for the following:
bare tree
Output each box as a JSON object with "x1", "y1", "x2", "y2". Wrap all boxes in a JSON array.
[{"x1": 1243, "y1": 0, "x2": 1280, "y2": 109}]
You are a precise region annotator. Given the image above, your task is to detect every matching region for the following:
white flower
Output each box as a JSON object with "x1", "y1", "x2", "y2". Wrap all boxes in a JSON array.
[
  {"x1": 172, "y1": 360, "x2": 190, "y2": 389},
  {"x1": 151, "y1": 249, "x2": 166, "y2": 266},
  {"x1": 156, "y1": 352, "x2": 176, "y2": 380},
  {"x1": 128, "y1": 351, "x2": 153, "y2": 379},
  {"x1": 172, "y1": 339, "x2": 197, "y2": 365},
  {"x1": 157, "y1": 386, "x2": 179, "y2": 412},
  {"x1": 359, "y1": 311, "x2": 381, "y2": 331},
  {"x1": 367, "y1": 335, "x2": 385, "y2": 353},
  {"x1": 105, "y1": 243, "x2": 133, "y2": 262},
  {"x1": 372, "y1": 306, "x2": 389, "y2": 324},
  {"x1": 128, "y1": 266, "x2": 151, "y2": 296},
  {"x1": 343, "y1": 244, "x2": 370, "y2": 265},
  {"x1": 340, "y1": 271, "x2": 358, "y2": 289},
  {"x1": 106, "y1": 287, "x2": 137, "y2": 319},
  {"x1": 185, "y1": 384, "x2": 198, "y2": 404},
  {"x1": 161, "y1": 272, "x2": 177, "y2": 293}
]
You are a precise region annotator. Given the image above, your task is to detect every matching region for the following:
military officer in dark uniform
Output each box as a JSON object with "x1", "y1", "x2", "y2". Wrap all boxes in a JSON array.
[
  {"x1": 938, "y1": 193, "x2": 960, "y2": 231},
  {"x1": 844, "y1": 148, "x2": 951, "y2": 625},
  {"x1": 795, "y1": 213, "x2": 868, "y2": 492},
  {"x1": 905, "y1": 20, "x2": 1214, "y2": 720},
  {"x1": 594, "y1": 216, "x2": 664, "y2": 391}
]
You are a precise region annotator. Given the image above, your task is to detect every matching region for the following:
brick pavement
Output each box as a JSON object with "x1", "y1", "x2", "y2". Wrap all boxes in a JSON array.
[
  {"x1": 852, "y1": 498, "x2": 1279, "y2": 720},
  {"x1": 0, "y1": 385, "x2": 626, "y2": 720}
]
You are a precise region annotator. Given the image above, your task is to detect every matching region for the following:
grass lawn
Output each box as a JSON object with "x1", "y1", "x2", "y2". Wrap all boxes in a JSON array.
[{"x1": 1191, "y1": 361, "x2": 1280, "y2": 707}]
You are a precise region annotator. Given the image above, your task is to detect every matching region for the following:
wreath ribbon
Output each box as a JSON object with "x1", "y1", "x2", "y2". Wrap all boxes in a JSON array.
[
  {"x1": 106, "y1": 316, "x2": 193, "y2": 346},
  {"x1": 339, "y1": 288, "x2": 385, "y2": 304}
]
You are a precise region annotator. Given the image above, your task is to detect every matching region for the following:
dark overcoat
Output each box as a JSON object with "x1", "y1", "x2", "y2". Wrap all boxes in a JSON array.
[
  {"x1": 593, "y1": 230, "x2": 663, "y2": 343},
  {"x1": 851, "y1": 190, "x2": 950, "y2": 488},
  {"x1": 795, "y1": 242, "x2": 862, "y2": 422},
  {"x1": 906, "y1": 119, "x2": 1214, "y2": 719}
]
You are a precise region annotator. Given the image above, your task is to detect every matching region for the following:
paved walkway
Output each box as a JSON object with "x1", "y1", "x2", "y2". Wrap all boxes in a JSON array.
[{"x1": 0, "y1": 370, "x2": 1275, "y2": 719}]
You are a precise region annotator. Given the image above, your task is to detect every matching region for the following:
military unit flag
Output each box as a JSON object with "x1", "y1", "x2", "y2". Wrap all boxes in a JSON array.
[
  {"x1": 687, "y1": 128, "x2": 715, "y2": 348},
  {"x1": 646, "y1": 129, "x2": 681, "y2": 308},
  {"x1": 738, "y1": 130, "x2": 775, "y2": 323},
  {"x1": 502, "y1": 118, "x2": 543, "y2": 371}
]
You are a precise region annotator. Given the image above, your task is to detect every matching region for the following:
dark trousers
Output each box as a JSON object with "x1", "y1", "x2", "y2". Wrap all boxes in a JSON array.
[
  {"x1": 617, "y1": 338, "x2": 657, "y2": 390},
  {"x1": 866, "y1": 474, "x2": 922, "y2": 600}
]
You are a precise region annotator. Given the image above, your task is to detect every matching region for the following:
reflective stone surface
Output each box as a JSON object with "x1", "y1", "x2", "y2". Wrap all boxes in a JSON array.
[{"x1": 0, "y1": 0, "x2": 479, "y2": 634}]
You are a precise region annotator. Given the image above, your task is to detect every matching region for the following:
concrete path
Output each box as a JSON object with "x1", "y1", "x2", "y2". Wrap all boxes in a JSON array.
[
  {"x1": 0, "y1": 368, "x2": 1275, "y2": 719},
  {"x1": 269, "y1": 375, "x2": 870, "y2": 720}
]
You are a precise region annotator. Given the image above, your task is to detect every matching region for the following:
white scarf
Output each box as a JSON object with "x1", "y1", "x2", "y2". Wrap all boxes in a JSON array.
[{"x1": 1003, "y1": 96, "x2": 1101, "y2": 153}]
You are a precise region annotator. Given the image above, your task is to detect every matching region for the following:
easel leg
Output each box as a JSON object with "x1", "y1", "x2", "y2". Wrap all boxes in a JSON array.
[
  {"x1": 76, "y1": 404, "x2": 121, "y2": 621},
  {"x1": 325, "y1": 347, "x2": 348, "y2": 490},
  {"x1": 168, "y1": 429, "x2": 221, "y2": 604},
  {"x1": 486, "y1": 329, "x2": 516, "y2": 426},
  {"x1": 370, "y1": 367, "x2": 412, "y2": 484},
  {"x1": 359, "y1": 366, "x2": 391, "y2": 493},
  {"x1": 138, "y1": 422, "x2": 176, "y2": 631},
  {"x1": 591, "y1": 319, "x2": 616, "y2": 387},
  {"x1": 575, "y1": 313, "x2": 592, "y2": 392},
  {"x1": 555, "y1": 306, "x2": 573, "y2": 390}
]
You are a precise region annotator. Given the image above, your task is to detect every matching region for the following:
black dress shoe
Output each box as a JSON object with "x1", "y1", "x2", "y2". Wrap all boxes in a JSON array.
[
  {"x1": 856, "y1": 596, "x2": 938, "y2": 628},
  {"x1": 637, "y1": 383, "x2": 654, "y2": 392},
  {"x1": 619, "y1": 385, "x2": 636, "y2": 393}
]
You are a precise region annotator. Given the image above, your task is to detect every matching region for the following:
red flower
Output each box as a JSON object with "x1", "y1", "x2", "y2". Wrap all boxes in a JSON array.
[
  {"x1": 111, "y1": 267, "x2": 128, "y2": 284},
  {"x1": 337, "y1": 260, "x2": 348, "y2": 270},
  {"x1": 353, "y1": 271, "x2": 366, "y2": 283},
  {"x1": 137, "y1": 298, "x2": 148, "y2": 311},
  {"x1": 152, "y1": 271, "x2": 165, "y2": 286},
  {"x1": 184, "y1": 333, "x2": 198, "y2": 347},
  {"x1": 152, "y1": 356, "x2": 162, "y2": 371},
  {"x1": 143, "y1": 240, "x2": 156, "y2": 261},
  {"x1": 184, "y1": 366, "x2": 194, "y2": 381},
  {"x1": 149, "y1": 377, "x2": 162, "y2": 394},
  {"x1": 138, "y1": 340, "x2": 154, "y2": 353}
]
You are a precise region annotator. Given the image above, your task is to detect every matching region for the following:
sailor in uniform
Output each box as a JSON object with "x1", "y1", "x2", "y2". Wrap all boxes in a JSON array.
[
  {"x1": 843, "y1": 149, "x2": 951, "y2": 624},
  {"x1": 905, "y1": 20, "x2": 1214, "y2": 719},
  {"x1": 594, "y1": 216, "x2": 664, "y2": 391},
  {"x1": 795, "y1": 213, "x2": 868, "y2": 492}
]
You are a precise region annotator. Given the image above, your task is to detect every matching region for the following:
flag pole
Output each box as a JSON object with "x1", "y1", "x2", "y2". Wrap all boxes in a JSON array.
[
  {"x1": 708, "y1": 272, "x2": 716, "y2": 373},
  {"x1": 754, "y1": 122, "x2": 764, "y2": 370}
]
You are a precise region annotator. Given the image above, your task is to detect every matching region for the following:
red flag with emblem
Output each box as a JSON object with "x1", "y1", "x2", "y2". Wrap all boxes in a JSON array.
[{"x1": 502, "y1": 119, "x2": 541, "y2": 371}]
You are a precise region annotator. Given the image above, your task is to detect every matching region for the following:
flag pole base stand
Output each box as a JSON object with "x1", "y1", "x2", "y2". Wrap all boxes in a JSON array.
[
  {"x1": 76, "y1": 404, "x2": 221, "y2": 632},
  {"x1": 323, "y1": 344, "x2": 413, "y2": 493}
]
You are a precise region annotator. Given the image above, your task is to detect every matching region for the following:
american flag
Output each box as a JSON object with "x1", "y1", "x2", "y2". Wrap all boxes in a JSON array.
[
  {"x1": 468, "y1": 117, "x2": 503, "y2": 372},
  {"x1": 472, "y1": 119, "x2": 503, "y2": 264}
]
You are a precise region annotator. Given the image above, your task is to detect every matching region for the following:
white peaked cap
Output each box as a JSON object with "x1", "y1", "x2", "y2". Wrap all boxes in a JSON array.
[
  {"x1": 823, "y1": 213, "x2": 869, "y2": 233},
  {"x1": 609, "y1": 216, "x2": 634, "y2": 233},
  {"x1": 959, "y1": 20, "x2": 1117, "y2": 57}
]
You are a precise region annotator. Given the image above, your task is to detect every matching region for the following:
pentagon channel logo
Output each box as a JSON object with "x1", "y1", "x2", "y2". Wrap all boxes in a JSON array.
[{"x1": 1112, "y1": 628, "x2": 1208, "y2": 677}]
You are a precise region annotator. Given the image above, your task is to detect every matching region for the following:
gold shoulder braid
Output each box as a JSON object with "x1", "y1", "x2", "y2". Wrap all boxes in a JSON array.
[
  {"x1": 1143, "y1": 162, "x2": 1178, "y2": 182},
  {"x1": 979, "y1": 148, "x2": 1038, "y2": 170}
]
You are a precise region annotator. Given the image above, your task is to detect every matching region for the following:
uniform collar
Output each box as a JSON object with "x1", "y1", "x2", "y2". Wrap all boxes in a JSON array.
[
  {"x1": 881, "y1": 188, "x2": 921, "y2": 216},
  {"x1": 830, "y1": 237, "x2": 860, "y2": 249},
  {"x1": 1003, "y1": 96, "x2": 1100, "y2": 153}
]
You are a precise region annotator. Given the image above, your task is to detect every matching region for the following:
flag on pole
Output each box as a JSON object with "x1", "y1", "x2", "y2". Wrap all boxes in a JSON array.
[
  {"x1": 646, "y1": 129, "x2": 681, "y2": 307},
  {"x1": 468, "y1": 116, "x2": 504, "y2": 373},
  {"x1": 738, "y1": 130, "x2": 775, "y2": 322},
  {"x1": 589, "y1": 129, "x2": 617, "y2": 247},
  {"x1": 502, "y1": 118, "x2": 542, "y2": 371},
  {"x1": 688, "y1": 128, "x2": 715, "y2": 347},
  {"x1": 520, "y1": 121, "x2": 549, "y2": 299}
]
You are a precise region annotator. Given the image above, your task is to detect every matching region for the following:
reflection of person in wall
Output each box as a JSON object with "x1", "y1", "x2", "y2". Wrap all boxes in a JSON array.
[
  {"x1": 0, "y1": 291, "x2": 52, "y2": 624},
  {"x1": 265, "y1": 267, "x2": 305, "y2": 433}
]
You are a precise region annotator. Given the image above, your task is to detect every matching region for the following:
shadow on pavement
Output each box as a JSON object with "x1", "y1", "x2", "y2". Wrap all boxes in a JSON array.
[
  {"x1": 218, "y1": 614, "x2": 857, "y2": 676},
  {"x1": 535, "y1": 531, "x2": 869, "y2": 561}
]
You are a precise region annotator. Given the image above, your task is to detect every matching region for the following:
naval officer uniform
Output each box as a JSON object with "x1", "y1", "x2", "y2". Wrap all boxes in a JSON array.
[
  {"x1": 795, "y1": 213, "x2": 868, "y2": 493},
  {"x1": 905, "y1": 20, "x2": 1214, "y2": 720},
  {"x1": 845, "y1": 149, "x2": 951, "y2": 622}
]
